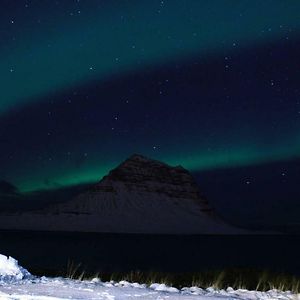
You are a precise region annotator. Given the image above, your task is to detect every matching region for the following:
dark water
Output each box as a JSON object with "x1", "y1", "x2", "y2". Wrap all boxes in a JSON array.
[{"x1": 0, "y1": 231, "x2": 300, "y2": 276}]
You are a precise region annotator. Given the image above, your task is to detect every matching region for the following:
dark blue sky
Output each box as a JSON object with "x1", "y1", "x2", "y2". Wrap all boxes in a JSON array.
[{"x1": 0, "y1": 0, "x2": 299, "y2": 201}]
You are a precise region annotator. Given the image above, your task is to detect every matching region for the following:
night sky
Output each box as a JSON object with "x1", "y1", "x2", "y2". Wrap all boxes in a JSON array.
[{"x1": 0, "y1": 0, "x2": 300, "y2": 227}]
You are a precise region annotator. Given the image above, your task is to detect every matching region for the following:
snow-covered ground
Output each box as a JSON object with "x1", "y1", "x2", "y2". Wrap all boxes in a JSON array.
[{"x1": 0, "y1": 254, "x2": 298, "y2": 300}]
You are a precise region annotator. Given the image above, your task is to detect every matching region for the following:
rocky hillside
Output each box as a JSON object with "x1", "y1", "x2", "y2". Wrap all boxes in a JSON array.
[
  {"x1": 0, "y1": 154, "x2": 245, "y2": 234},
  {"x1": 52, "y1": 154, "x2": 214, "y2": 216}
]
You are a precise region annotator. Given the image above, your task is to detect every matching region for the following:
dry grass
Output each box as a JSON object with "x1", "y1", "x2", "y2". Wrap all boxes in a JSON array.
[{"x1": 54, "y1": 262, "x2": 300, "y2": 293}]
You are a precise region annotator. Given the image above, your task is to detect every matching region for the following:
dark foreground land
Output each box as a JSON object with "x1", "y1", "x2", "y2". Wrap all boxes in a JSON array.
[{"x1": 0, "y1": 231, "x2": 299, "y2": 290}]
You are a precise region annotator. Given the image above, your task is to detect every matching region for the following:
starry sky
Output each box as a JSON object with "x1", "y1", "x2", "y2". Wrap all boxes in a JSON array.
[{"x1": 1, "y1": 0, "x2": 300, "y2": 207}]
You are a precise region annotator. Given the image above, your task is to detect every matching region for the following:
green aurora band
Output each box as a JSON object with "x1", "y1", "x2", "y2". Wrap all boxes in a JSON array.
[
  {"x1": 19, "y1": 137, "x2": 300, "y2": 193},
  {"x1": 2, "y1": 1, "x2": 300, "y2": 114},
  {"x1": 2, "y1": 1, "x2": 300, "y2": 192}
]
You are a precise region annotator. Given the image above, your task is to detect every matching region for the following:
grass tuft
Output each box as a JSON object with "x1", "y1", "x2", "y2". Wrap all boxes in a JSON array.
[{"x1": 31, "y1": 263, "x2": 300, "y2": 293}]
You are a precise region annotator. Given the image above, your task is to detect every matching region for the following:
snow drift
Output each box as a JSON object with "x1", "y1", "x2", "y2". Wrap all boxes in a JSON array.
[
  {"x1": 0, "y1": 254, "x2": 31, "y2": 281},
  {"x1": 0, "y1": 253, "x2": 298, "y2": 299}
]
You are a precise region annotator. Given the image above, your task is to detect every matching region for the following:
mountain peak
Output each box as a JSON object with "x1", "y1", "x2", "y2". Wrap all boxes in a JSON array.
[
  {"x1": 104, "y1": 154, "x2": 192, "y2": 185},
  {"x1": 0, "y1": 155, "x2": 244, "y2": 234},
  {"x1": 128, "y1": 153, "x2": 149, "y2": 161},
  {"x1": 125, "y1": 153, "x2": 168, "y2": 166}
]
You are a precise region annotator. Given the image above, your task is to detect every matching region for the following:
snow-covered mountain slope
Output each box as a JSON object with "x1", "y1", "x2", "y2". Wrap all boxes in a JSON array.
[
  {"x1": 0, "y1": 254, "x2": 297, "y2": 300},
  {"x1": 0, "y1": 154, "x2": 246, "y2": 234}
]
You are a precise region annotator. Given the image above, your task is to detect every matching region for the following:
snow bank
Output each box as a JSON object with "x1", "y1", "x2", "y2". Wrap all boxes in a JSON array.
[
  {"x1": 0, "y1": 254, "x2": 298, "y2": 299},
  {"x1": 150, "y1": 283, "x2": 179, "y2": 293},
  {"x1": 0, "y1": 254, "x2": 31, "y2": 281}
]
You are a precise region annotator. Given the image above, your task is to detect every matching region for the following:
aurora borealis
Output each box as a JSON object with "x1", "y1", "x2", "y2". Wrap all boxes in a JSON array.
[{"x1": 1, "y1": 0, "x2": 300, "y2": 194}]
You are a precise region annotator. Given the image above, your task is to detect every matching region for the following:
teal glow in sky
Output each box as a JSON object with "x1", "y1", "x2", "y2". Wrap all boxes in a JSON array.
[
  {"x1": 1, "y1": 1, "x2": 300, "y2": 113},
  {"x1": 18, "y1": 138, "x2": 300, "y2": 193},
  {"x1": 0, "y1": 0, "x2": 300, "y2": 193}
]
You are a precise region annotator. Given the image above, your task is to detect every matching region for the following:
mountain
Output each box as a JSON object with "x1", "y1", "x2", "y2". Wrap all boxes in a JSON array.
[
  {"x1": 0, "y1": 181, "x2": 18, "y2": 196},
  {"x1": 0, "y1": 154, "x2": 246, "y2": 234}
]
